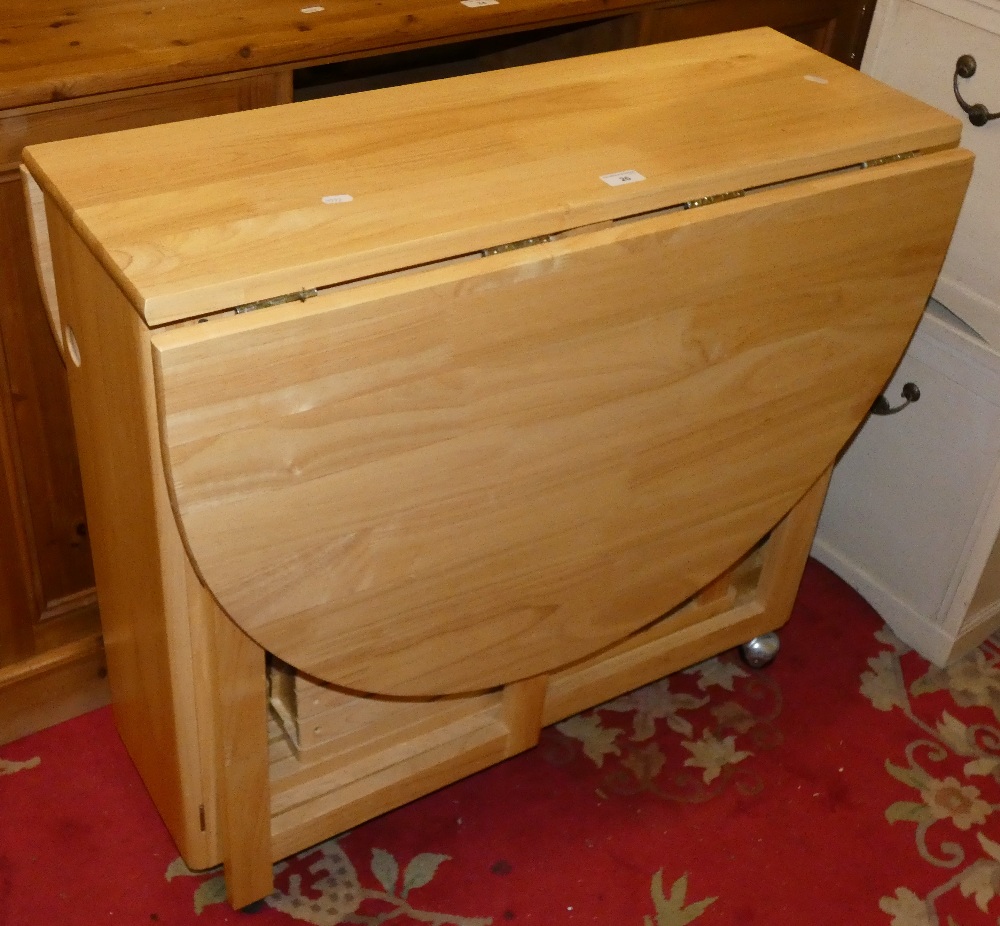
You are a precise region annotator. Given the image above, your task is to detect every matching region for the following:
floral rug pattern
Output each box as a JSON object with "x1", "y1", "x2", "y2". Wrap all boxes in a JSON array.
[
  {"x1": 168, "y1": 842, "x2": 492, "y2": 924},
  {"x1": 168, "y1": 845, "x2": 717, "y2": 926},
  {"x1": 159, "y1": 623, "x2": 1000, "y2": 925},
  {"x1": 167, "y1": 651, "x2": 770, "y2": 924},
  {"x1": 0, "y1": 756, "x2": 39, "y2": 777},
  {"x1": 544, "y1": 654, "x2": 781, "y2": 803},
  {"x1": 862, "y1": 627, "x2": 1000, "y2": 925},
  {"x1": 9, "y1": 562, "x2": 1000, "y2": 925}
]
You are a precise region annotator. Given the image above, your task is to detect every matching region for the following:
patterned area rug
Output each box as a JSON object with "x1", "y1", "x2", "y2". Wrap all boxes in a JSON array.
[{"x1": 3, "y1": 559, "x2": 1000, "y2": 925}]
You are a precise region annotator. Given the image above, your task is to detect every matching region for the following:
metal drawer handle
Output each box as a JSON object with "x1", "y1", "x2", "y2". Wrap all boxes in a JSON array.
[
  {"x1": 871, "y1": 382, "x2": 920, "y2": 416},
  {"x1": 954, "y1": 55, "x2": 1000, "y2": 127}
]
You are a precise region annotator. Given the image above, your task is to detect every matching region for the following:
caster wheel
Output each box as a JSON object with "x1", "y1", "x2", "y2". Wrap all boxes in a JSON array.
[{"x1": 740, "y1": 632, "x2": 780, "y2": 668}]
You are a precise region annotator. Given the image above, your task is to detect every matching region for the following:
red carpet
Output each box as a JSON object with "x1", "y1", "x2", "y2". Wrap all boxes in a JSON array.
[{"x1": 3, "y1": 559, "x2": 1000, "y2": 925}]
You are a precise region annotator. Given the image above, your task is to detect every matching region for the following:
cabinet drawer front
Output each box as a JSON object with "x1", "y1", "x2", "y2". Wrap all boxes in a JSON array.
[
  {"x1": 0, "y1": 73, "x2": 289, "y2": 174},
  {"x1": 819, "y1": 323, "x2": 1000, "y2": 622},
  {"x1": 151, "y1": 149, "x2": 970, "y2": 697},
  {"x1": 864, "y1": 0, "x2": 1000, "y2": 346}
]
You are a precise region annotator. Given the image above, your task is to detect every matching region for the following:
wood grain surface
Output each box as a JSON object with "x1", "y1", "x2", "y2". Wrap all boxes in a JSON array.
[
  {"x1": 152, "y1": 148, "x2": 972, "y2": 696},
  {"x1": 0, "y1": 0, "x2": 661, "y2": 110},
  {"x1": 44, "y1": 206, "x2": 220, "y2": 867},
  {"x1": 0, "y1": 175, "x2": 94, "y2": 617},
  {"x1": 25, "y1": 30, "x2": 974, "y2": 897},
  {"x1": 23, "y1": 30, "x2": 961, "y2": 326},
  {"x1": 0, "y1": 72, "x2": 292, "y2": 174}
]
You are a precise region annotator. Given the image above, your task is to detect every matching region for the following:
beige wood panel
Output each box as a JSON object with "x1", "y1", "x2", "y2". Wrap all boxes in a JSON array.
[
  {"x1": 209, "y1": 605, "x2": 272, "y2": 908},
  {"x1": 269, "y1": 709, "x2": 510, "y2": 861},
  {"x1": 541, "y1": 468, "x2": 830, "y2": 725},
  {"x1": 21, "y1": 169, "x2": 61, "y2": 352},
  {"x1": 24, "y1": 30, "x2": 960, "y2": 326},
  {"x1": 277, "y1": 682, "x2": 501, "y2": 758},
  {"x1": 501, "y1": 676, "x2": 548, "y2": 755},
  {"x1": 44, "y1": 206, "x2": 219, "y2": 868},
  {"x1": 265, "y1": 471, "x2": 827, "y2": 872},
  {"x1": 151, "y1": 148, "x2": 972, "y2": 697}
]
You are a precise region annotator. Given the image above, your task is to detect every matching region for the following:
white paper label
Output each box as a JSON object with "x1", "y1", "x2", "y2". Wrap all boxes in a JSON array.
[
  {"x1": 321, "y1": 194, "x2": 354, "y2": 204},
  {"x1": 301, "y1": 6, "x2": 325, "y2": 12},
  {"x1": 600, "y1": 170, "x2": 646, "y2": 187},
  {"x1": 804, "y1": 74, "x2": 829, "y2": 84},
  {"x1": 461, "y1": 0, "x2": 500, "y2": 8}
]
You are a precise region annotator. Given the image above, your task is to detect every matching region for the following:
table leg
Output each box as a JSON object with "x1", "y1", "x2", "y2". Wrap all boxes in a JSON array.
[{"x1": 209, "y1": 600, "x2": 273, "y2": 908}]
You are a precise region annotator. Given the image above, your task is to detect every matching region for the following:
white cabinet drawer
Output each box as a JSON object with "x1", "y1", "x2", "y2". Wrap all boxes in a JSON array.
[
  {"x1": 814, "y1": 303, "x2": 1000, "y2": 661},
  {"x1": 864, "y1": 0, "x2": 1000, "y2": 346}
]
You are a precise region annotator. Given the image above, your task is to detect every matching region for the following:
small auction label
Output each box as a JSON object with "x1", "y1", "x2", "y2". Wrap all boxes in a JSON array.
[{"x1": 600, "y1": 170, "x2": 646, "y2": 187}]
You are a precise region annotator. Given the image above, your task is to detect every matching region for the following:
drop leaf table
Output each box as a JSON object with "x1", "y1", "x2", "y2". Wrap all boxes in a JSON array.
[{"x1": 22, "y1": 28, "x2": 971, "y2": 907}]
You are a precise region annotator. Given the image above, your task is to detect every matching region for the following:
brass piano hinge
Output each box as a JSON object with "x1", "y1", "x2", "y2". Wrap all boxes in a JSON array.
[
  {"x1": 233, "y1": 287, "x2": 319, "y2": 315},
  {"x1": 861, "y1": 150, "x2": 918, "y2": 169},
  {"x1": 481, "y1": 235, "x2": 552, "y2": 257},
  {"x1": 683, "y1": 189, "x2": 746, "y2": 210}
]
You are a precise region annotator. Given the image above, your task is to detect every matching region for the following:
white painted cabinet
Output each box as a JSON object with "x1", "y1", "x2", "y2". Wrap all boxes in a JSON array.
[
  {"x1": 813, "y1": 0, "x2": 1000, "y2": 664},
  {"x1": 863, "y1": 0, "x2": 1000, "y2": 346},
  {"x1": 814, "y1": 304, "x2": 1000, "y2": 661}
]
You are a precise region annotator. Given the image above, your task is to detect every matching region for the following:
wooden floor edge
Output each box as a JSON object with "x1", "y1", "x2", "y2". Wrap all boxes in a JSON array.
[{"x1": 0, "y1": 632, "x2": 110, "y2": 745}]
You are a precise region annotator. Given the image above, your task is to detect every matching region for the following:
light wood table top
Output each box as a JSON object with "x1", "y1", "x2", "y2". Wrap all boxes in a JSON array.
[
  {"x1": 25, "y1": 28, "x2": 961, "y2": 325},
  {"x1": 25, "y1": 29, "x2": 971, "y2": 694}
]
